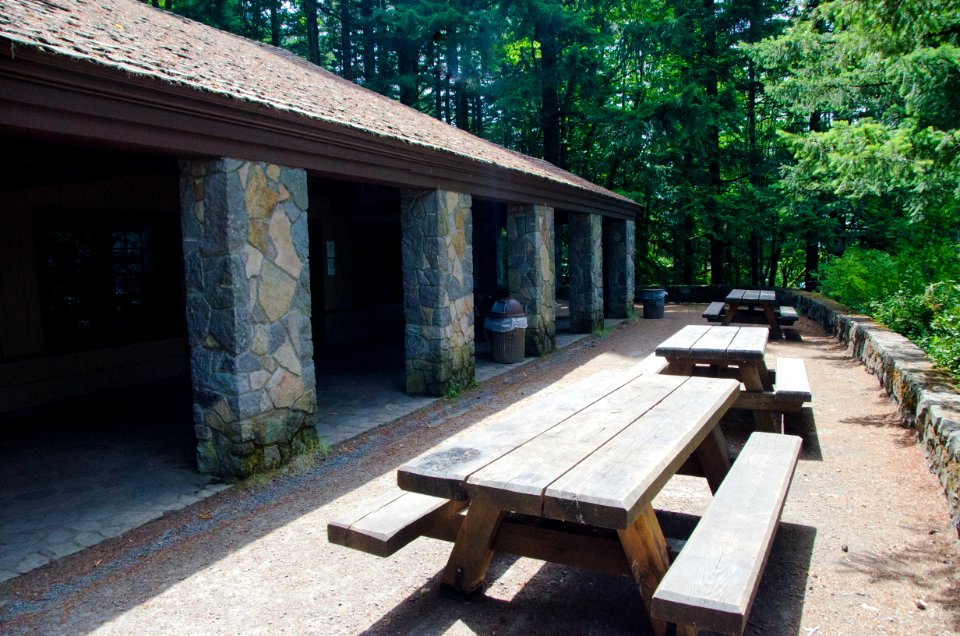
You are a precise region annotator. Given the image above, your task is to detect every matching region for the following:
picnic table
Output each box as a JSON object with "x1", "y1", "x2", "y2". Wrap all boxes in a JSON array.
[
  {"x1": 330, "y1": 361, "x2": 803, "y2": 635},
  {"x1": 656, "y1": 324, "x2": 812, "y2": 433},
  {"x1": 704, "y1": 289, "x2": 797, "y2": 339}
]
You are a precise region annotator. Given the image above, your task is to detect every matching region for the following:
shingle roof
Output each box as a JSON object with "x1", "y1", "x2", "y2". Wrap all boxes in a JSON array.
[{"x1": 0, "y1": 0, "x2": 635, "y2": 210}]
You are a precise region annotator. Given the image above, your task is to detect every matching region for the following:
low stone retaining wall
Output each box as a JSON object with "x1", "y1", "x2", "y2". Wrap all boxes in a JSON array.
[
  {"x1": 779, "y1": 289, "x2": 960, "y2": 533},
  {"x1": 662, "y1": 285, "x2": 960, "y2": 532}
]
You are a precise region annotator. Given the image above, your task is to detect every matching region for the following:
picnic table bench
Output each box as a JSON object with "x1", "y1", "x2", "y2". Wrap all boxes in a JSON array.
[
  {"x1": 328, "y1": 357, "x2": 804, "y2": 635},
  {"x1": 702, "y1": 289, "x2": 798, "y2": 339},
  {"x1": 656, "y1": 325, "x2": 812, "y2": 433}
]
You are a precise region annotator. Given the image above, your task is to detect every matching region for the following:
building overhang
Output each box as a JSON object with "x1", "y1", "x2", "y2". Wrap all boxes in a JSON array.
[{"x1": 1, "y1": 45, "x2": 638, "y2": 220}]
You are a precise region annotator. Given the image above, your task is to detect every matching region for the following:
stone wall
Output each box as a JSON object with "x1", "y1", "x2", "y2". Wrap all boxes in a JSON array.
[
  {"x1": 401, "y1": 189, "x2": 475, "y2": 396},
  {"x1": 568, "y1": 212, "x2": 603, "y2": 333},
  {"x1": 180, "y1": 158, "x2": 318, "y2": 479},
  {"x1": 779, "y1": 289, "x2": 960, "y2": 533},
  {"x1": 507, "y1": 204, "x2": 556, "y2": 356}
]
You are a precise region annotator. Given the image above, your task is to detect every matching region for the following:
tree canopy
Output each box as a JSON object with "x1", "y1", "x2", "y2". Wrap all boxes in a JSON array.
[{"x1": 148, "y1": 0, "x2": 959, "y2": 292}]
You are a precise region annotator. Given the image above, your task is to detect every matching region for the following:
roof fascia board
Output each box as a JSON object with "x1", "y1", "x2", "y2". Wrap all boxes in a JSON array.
[{"x1": 0, "y1": 47, "x2": 637, "y2": 220}]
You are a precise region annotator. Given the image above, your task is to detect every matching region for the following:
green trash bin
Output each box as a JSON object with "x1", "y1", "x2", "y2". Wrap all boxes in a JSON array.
[{"x1": 641, "y1": 288, "x2": 667, "y2": 319}]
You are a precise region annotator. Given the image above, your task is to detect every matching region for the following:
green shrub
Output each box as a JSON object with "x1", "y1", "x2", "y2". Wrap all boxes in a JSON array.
[
  {"x1": 818, "y1": 248, "x2": 900, "y2": 311},
  {"x1": 870, "y1": 290, "x2": 932, "y2": 340},
  {"x1": 820, "y1": 245, "x2": 960, "y2": 383},
  {"x1": 926, "y1": 283, "x2": 960, "y2": 379}
]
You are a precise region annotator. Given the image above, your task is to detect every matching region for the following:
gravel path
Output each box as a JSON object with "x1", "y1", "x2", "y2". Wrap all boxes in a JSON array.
[{"x1": 1, "y1": 305, "x2": 958, "y2": 635}]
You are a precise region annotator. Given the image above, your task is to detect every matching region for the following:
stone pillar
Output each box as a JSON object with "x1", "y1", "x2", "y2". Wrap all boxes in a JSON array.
[
  {"x1": 604, "y1": 217, "x2": 636, "y2": 319},
  {"x1": 507, "y1": 203, "x2": 556, "y2": 356},
  {"x1": 180, "y1": 158, "x2": 318, "y2": 479},
  {"x1": 401, "y1": 189, "x2": 475, "y2": 396},
  {"x1": 568, "y1": 212, "x2": 604, "y2": 333}
]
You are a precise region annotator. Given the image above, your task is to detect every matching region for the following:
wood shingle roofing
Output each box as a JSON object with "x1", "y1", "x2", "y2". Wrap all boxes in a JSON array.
[{"x1": 0, "y1": 0, "x2": 637, "y2": 217}]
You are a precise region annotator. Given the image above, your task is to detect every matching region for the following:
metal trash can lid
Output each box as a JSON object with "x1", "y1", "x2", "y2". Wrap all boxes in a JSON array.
[{"x1": 487, "y1": 297, "x2": 525, "y2": 318}]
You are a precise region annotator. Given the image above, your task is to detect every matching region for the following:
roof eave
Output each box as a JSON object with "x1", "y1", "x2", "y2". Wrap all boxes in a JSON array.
[{"x1": 0, "y1": 44, "x2": 638, "y2": 219}]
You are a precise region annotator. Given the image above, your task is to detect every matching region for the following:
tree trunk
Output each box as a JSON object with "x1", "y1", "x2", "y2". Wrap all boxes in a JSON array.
[
  {"x1": 397, "y1": 39, "x2": 419, "y2": 107},
  {"x1": 304, "y1": 0, "x2": 320, "y2": 65},
  {"x1": 536, "y1": 20, "x2": 562, "y2": 167},
  {"x1": 444, "y1": 28, "x2": 457, "y2": 124},
  {"x1": 360, "y1": 0, "x2": 376, "y2": 86},
  {"x1": 341, "y1": 0, "x2": 354, "y2": 81},
  {"x1": 270, "y1": 0, "x2": 281, "y2": 46},
  {"x1": 704, "y1": 0, "x2": 723, "y2": 286}
]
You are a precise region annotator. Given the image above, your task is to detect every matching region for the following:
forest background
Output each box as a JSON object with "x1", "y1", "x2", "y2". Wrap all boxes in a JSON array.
[{"x1": 144, "y1": 0, "x2": 960, "y2": 379}]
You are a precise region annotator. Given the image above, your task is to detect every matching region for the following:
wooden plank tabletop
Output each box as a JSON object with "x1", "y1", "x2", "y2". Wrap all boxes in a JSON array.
[
  {"x1": 543, "y1": 376, "x2": 740, "y2": 528},
  {"x1": 399, "y1": 374, "x2": 740, "y2": 530},
  {"x1": 398, "y1": 364, "x2": 666, "y2": 500},
  {"x1": 465, "y1": 374, "x2": 687, "y2": 517},
  {"x1": 726, "y1": 288, "x2": 776, "y2": 304},
  {"x1": 725, "y1": 289, "x2": 747, "y2": 303},
  {"x1": 655, "y1": 325, "x2": 766, "y2": 361}
]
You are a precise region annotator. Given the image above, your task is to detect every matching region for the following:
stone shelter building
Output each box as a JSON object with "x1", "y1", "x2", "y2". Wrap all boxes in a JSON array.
[{"x1": 0, "y1": 0, "x2": 639, "y2": 478}]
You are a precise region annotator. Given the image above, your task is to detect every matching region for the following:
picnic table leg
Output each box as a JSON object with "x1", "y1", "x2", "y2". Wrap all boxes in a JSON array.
[
  {"x1": 762, "y1": 304, "x2": 783, "y2": 339},
  {"x1": 721, "y1": 303, "x2": 738, "y2": 326},
  {"x1": 693, "y1": 425, "x2": 731, "y2": 493},
  {"x1": 618, "y1": 503, "x2": 672, "y2": 636},
  {"x1": 740, "y1": 362, "x2": 780, "y2": 433},
  {"x1": 663, "y1": 360, "x2": 692, "y2": 376},
  {"x1": 440, "y1": 498, "x2": 505, "y2": 598}
]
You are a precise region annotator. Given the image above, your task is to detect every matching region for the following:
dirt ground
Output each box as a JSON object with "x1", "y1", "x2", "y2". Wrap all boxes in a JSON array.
[{"x1": 2, "y1": 304, "x2": 959, "y2": 635}]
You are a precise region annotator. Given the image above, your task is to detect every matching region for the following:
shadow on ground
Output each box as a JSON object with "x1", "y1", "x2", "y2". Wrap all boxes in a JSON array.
[{"x1": 356, "y1": 514, "x2": 817, "y2": 636}]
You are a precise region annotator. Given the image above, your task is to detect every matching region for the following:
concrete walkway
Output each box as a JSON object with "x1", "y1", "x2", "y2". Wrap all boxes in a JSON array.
[{"x1": 0, "y1": 318, "x2": 609, "y2": 583}]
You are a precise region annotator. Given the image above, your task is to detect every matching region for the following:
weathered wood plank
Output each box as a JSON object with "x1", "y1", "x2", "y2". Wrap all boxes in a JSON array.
[
  {"x1": 441, "y1": 498, "x2": 506, "y2": 597},
  {"x1": 542, "y1": 376, "x2": 740, "y2": 529},
  {"x1": 775, "y1": 357, "x2": 812, "y2": 403},
  {"x1": 758, "y1": 290, "x2": 776, "y2": 303},
  {"x1": 725, "y1": 289, "x2": 746, "y2": 303},
  {"x1": 398, "y1": 366, "x2": 660, "y2": 500},
  {"x1": 702, "y1": 301, "x2": 726, "y2": 322},
  {"x1": 651, "y1": 432, "x2": 802, "y2": 635},
  {"x1": 733, "y1": 390, "x2": 803, "y2": 412},
  {"x1": 619, "y1": 504, "x2": 672, "y2": 636},
  {"x1": 689, "y1": 326, "x2": 738, "y2": 359},
  {"x1": 778, "y1": 306, "x2": 798, "y2": 323},
  {"x1": 492, "y1": 516, "x2": 631, "y2": 577},
  {"x1": 726, "y1": 327, "x2": 767, "y2": 360},
  {"x1": 742, "y1": 289, "x2": 761, "y2": 304},
  {"x1": 465, "y1": 374, "x2": 689, "y2": 518},
  {"x1": 655, "y1": 325, "x2": 712, "y2": 359},
  {"x1": 327, "y1": 490, "x2": 466, "y2": 557}
]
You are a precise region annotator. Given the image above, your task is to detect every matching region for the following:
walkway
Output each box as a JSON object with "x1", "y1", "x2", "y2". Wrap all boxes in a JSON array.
[{"x1": 0, "y1": 315, "x2": 608, "y2": 583}]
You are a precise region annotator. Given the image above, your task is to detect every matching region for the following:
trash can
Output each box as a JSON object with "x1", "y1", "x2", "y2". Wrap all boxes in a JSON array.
[
  {"x1": 641, "y1": 288, "x2": 667, "y2": 319},
  {"x1": 484, "y1": 297, "x2": 527, "y2": 363}
]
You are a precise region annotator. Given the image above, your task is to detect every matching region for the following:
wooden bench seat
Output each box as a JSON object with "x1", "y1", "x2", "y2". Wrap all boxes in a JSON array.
[
  {"x1": 651, "y1": 432, "x2": 802, "y2": 635},
  {"x1": 777, "y1": 306, "x2": 798, "y2": 325},
  {"x1": 703, "y1": 301, "x2": 726, "y2": 322},
  {"x1": 730, "y1": 357, "x2": 811, "y2": 420},
  {"x1": 327, "y1": 489, "x2": 466, "y2": 557}
]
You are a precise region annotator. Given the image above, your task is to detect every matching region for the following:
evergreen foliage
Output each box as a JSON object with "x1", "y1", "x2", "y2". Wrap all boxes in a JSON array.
[{"x1": 143, "y1": 0, "x2": 959, "y2": 378}]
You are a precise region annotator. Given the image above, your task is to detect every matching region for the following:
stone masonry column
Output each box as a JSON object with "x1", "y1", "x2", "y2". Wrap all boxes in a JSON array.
[
  {"x1": 507, "y1": 203, "x2": 556, "y2": 356},
  {"x1": 568, "y1": 212, "x2": 604, "y2": 333},
  {"x1": 604, "y1": 217, "x2": 636, "y2": 319},
  {"x1": 401, "y1": 189, "x2": 475, "y2": 396},
  {"x1": 180, "y1": 158, "x2": 318, "y2": 479}
]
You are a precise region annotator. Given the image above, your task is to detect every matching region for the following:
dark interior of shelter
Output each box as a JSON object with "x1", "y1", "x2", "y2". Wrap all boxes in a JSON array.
[
  {"x1": 0, "y1": 137, "x2": 191, "y2": 460},
  {"x1": 0, "y1": 138, "x2": 556, "y2": 469}
]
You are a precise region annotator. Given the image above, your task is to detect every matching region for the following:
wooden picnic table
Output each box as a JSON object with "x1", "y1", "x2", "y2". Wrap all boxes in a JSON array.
[
  {"x1": 397, "y1": 372, "x2": 741, "y2": 634},
  {"x1": 723, "y1": 288, "x2": 783, "y2": 339},
  {"x1": 656, "y1": 324, "x2": 780, "y2": 432}
]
